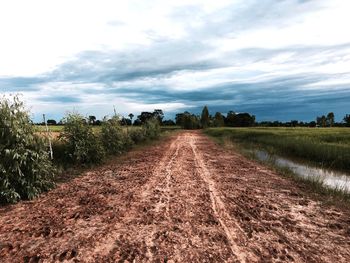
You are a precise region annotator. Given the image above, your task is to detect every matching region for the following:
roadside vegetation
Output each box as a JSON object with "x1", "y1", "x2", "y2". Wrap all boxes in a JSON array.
[
  {"x1": 174, "y1": 106, "x2": 350, "y2": 130},
  {"x1": 57, "y1": 113, "x2": 105, "y2": 165},
  {"x1": 204, "y1": 128, "x2": 350, "y2": 204},
  {"x1": 0, "y1": 96, "x2": 55, "y2": 204},
  {"x1": 101, "y1": 116, "x2": 131, "y2": 155},
  {"x1": 2, "y1": 96, "x2": 350, "y2": 205},
  {"x1": 0, "y1": 96, "x2": 163, "y2": 204},
  {"x1": 206, "y1": 127, "x2": 350, "y2": 205},
  {"x1": 205, "y1": 127, "x2": 350, "y2": 171},
  {"x1": 175, "y1": 107, "x2": 255, "y2": 129}
]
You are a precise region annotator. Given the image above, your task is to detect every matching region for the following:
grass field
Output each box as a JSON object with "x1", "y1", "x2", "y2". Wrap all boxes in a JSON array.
[
  {"x1": 205, "y1": 127, "x2": 350, "y2": 172},
  {"x1": 36, "y1": 125, "x2": 106, "y2": 133},
  {"x1": 36, "y1": 125, "x2": 65, "y2": 132},
  {"x1": 35, "y1": 124, "x2": 181, "y2": 148},
  {"x1": 35, "y1": 125, "x2": 181, "y2": 133}
]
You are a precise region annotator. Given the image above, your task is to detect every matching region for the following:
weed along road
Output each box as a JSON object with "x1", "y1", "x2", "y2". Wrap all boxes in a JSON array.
[{"x1": 1, "y1": 131, "x2": 350, "y2": 262}]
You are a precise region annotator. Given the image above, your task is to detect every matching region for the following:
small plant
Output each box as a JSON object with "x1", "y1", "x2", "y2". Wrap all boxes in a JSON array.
[
  {"x1": 129, "y1": 128, "x2": 146, "y2": 144},
  {"x1": 143, "y1": 118, "x2": 161, "y2": 139},
  {"x1": 101, "y1": 116, "x2": 131, "y2": 154},
  {"x1": 59, "y1": 112, "x2": 104, "y2": 165},
  {"x1": 0, "y1": 96, "x2": 55, "y2": 203}
]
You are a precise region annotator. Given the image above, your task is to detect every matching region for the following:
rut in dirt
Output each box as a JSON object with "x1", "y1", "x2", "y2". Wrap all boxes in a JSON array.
[{"x1": 1, "y1": 131, "x2": 350, "y2": 262}]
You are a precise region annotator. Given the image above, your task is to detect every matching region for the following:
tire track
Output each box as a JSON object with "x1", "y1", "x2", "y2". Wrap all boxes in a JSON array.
[
  {"x1": 1, "y1": 131, "x2": 350, "y2": 262},
  {"x1": 77, "y1": 136, "x2": 182, "y2": 262},
  {"x1": 195, "y1": 132, "x2": 350, "y2": 262},
  {"x1": 144, "y1": 137, "x2": 181, "y2": 261},
  {"x1": 188, "y1": 133, "x2": 257, "y2": 262},
  {"x1": 153, "y1": 138, "x2": 180, "y2": 216},
  {"x1": 226, "y1": 193, "x2": 306, "y2": 262},
  {"x1": 194, "y1": 135, "x2": 306, "y2": 262}
]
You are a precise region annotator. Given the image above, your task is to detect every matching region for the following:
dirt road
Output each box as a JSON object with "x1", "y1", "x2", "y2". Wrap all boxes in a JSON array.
[{"x1": 1, "y1": 131, "x2": 350, "y2": 262}]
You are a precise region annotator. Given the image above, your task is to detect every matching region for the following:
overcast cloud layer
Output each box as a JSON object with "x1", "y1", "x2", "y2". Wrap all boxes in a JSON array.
[{"x1": 1, "y1": 0, "x2": 350, "y2": 121}]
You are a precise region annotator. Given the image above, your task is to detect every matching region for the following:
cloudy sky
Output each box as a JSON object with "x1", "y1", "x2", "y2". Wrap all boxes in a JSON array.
[{"x1": 1, "y1": 0, "x2": 350, "y2": 122}]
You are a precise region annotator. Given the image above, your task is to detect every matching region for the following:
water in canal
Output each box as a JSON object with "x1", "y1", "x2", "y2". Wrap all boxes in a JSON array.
[{"x1": 249, "y1": 149, "x2": 350, "y2": 193}]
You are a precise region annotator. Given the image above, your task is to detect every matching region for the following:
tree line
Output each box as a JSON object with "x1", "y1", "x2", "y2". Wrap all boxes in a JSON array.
[
  {"x1": 257, "y1": 112, "x2": 350, "y2": 127},
  {"x1": 175, "y1": 106, "x2": 256, "y2": 129},
  {"x1": 41, "y1": 109, "x2": 176, "y2": 127},
  {"x1": 41, "y1": 107, "x2": 350, "y2": 129}
]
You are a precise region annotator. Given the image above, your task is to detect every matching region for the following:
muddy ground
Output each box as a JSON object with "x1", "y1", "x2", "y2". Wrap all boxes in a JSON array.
[{"x1": 1, "y1": 131, "x2": 350, "y2": 262}]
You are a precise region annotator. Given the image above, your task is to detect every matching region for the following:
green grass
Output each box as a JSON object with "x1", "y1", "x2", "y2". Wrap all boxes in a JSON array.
[
  {"x1": 36, "y1": 125, "x2": 65, "y2": 132},
  {"x1": 205, "y1": 127, "x2": 350, "y2": 172},
  {"x1": 36, "y1": 125, "x2": 180, "y2": 133},
  {"x1": 160, "y1": 126, "x2": 182, "y2": 131}
]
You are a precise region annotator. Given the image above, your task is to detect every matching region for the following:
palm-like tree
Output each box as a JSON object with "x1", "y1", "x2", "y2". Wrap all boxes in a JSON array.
[{"x1": 128, "y1": 113, "x2": 134, "y2": 125}]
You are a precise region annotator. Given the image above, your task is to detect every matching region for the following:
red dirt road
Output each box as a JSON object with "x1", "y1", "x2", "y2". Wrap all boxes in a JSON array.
[{"x1": 1, "y1": 131, "x2": 350, "y2": 262}]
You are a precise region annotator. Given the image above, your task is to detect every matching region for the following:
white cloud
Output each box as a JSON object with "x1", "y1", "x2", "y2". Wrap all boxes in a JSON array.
[
  {"x1": 1, "y1": 0, "x2": 350, "y2": 121},
  {"x1": 1, "y1": 0, "x2": 349, "y2": 77},
  {"x1": 0, "y1": 0, "x2": 232, "y2": 76}
]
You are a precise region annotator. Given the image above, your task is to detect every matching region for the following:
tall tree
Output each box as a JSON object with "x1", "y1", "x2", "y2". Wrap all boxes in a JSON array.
[
  {"x1": 234, "y1": 113, "x2": 255, "y2": 127},
  {"x1": 344, "y1": 114, "x2": 350, "y2": 127},
  {"x1": 120, "y1": 117, "x2": 131, "y2": 126},
  {"x1": 321, "y1": 115, "x2": 327, "y2": 127},
  {"x1": 47, "y1": 119, "x2": 57, "y2": 125},
  {"x1": 88, "y1": 115, "x2": 96, "y2": 125},
  {"x1": 291, "y1": 120, "x2": 299, "y2": 127},
  {"x1": 316, "y1": 116, "x2": 322, "y2": 127},
  {"x1": 327, "y1": 112, "x2": 335, "y2": 127},
  {"x1": 153, "y1": 109, "x2": 164, "y2": 124},
  {"x1": 162, "y1": 119, "x2": 175, "y2": 126},
  {"x1": 137, "y1": 112, "x2": 154, "y2": 124},
  {"x1": 200, "y1": 106, "x2": 210, "y2": 128},
  {"x1": 213, "y1": 112, "x2": 225, "y2": 127},
  {"x1": 128, "y1": 113, "x2": 134, "y2": 124},
  {"x1": 175, "y1": 113, "x2": 185, "y2": 126},
  {"x1": 226, "y1": 111, "x2": 236, "y2": 127},
  {"x1": 176, "y1": 111, "x2": 200, "y2": 129},
  {"x1": 316, "y1": 115, "x2": 327, "y2": 127}
]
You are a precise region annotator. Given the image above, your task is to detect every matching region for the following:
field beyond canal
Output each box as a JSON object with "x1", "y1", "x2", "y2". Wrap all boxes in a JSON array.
[{"x1": 205, "y1": 127, "x2": 350, "y2": 172}]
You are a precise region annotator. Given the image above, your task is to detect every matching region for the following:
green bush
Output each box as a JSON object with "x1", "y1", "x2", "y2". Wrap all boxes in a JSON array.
[
  {"x1": 51, "y1": 139, "x2": 70, "y2": 166},
  {"x1": 59, "y1": 113, "x2": 105, "y2": 165},
  {"x1": 143, "y1": 118, "x2": 161, "y2": 139},
  {"x1": 129, "y1": 128, "x2": 146, "y2": 144},
  {"x1": 101, "y1": 116, "x2": 132, "y2": 154},
  {"x1": 0, "y1": 96, "x2": 55, "y2": 203},
  {"x1": 122, "y1": 129, "x2": 134, "y2": 150}
]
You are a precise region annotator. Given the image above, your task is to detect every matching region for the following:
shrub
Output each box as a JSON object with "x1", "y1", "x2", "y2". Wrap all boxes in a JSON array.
[
  {"x1": 143, "y1": 118, "x2": 161, "y2": 139},
  {"x1": 101, "y1": 116, "x2": 132, "y2": 154},
  {"x1": 59, "y1": 113, "x2": 104, "y2": 165},
  {"x1": 122, "y1": 129, "x2": 134, "y2": 150},
  {"x1": 129, "y1": 128, "x2": 146, "y2": 144},
  {"x1": 0, "y1": 96, "x2": 55, "y2": 203},
  {"x1": 51, "y1": 139, "x2": 70, "y2": 166}
]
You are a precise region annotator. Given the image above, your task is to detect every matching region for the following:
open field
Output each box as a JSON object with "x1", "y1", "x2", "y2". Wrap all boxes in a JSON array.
[
  {"x1": 1, "y1": 131, "x2": 350, "y2": 262},
  {"x1": 36, "y1": 125, "x2": 65, "y2": 132},
  {"x1": 36, "y1": 125, "x2": 181, "y2": 147},
  {"x1": 35, "y1": 125, "x2": 181, "y2": 134},
  {"x1": 35, "y1": 125, "x2": 143, "y2": 140},
  {"x1": 205, "y1": 127, "x2": 350, "y2": 172}
]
